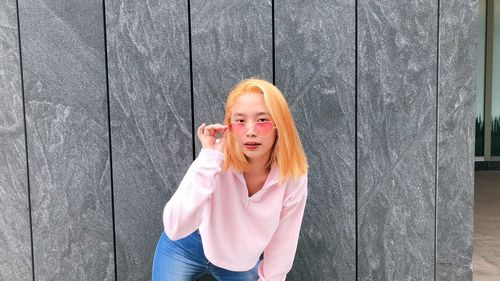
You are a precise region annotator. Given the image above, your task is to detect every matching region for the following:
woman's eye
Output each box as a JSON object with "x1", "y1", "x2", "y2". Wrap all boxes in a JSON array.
[
  {"x1": 235, "y1": 119, "x2": 244, "y2": 123},
  {"x1": 258, "y1": 119, "x2": 268, "y2": 122}
]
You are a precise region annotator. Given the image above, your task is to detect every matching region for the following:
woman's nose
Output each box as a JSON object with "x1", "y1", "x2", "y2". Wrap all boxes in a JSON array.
[{"x1": 245, "y1": 123, "x2": 257, "y2": 136}]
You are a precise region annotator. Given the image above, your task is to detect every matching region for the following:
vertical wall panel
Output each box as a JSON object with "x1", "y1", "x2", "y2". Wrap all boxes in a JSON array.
[
  {"x1": 18, "y1": 0, "x2": 114, "y2": 280},
  {"x1": 436, "y1": 0, "x2": 479, "y2": 280},
  {"x1": 191, "y1": 0, "x2": 273, "y2": 153},
  {"x1": 105, "y1": 0, "x2": 192, "y2": 280},
  {"x1": 275, "y1": 1, "x2": 355, "y2": 280},
  {"x1": 357, "y1": 1, "x2": 437, "y2": 280},
  {"x1": 0, "y1": 1, "x2": 32, "y2": 280}
]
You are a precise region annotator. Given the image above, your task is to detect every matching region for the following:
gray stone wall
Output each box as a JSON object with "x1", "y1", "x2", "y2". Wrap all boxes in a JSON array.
[
  {"x1": 18, "y1": 0, "x2": 114, "y2": 280},
  {"x1": 0, "y1": 0, "x2": 32, "y2": 280},
  {"x1": 436, "y1": 1, "x2": 478, "y2": 280},
  {"x1": 275, "y1": 1, "x2": 356, "y2": 279},
  {"x1": 357, "y1": 1, "x2": 438, "y2": 280},
  {"x1": 0, "y1": 0, "x2": 478, "y2": 280}
]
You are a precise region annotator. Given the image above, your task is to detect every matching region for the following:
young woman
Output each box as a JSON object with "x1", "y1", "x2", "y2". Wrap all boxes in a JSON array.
[{"x1": 152, "y1": 78, "x2": 308, "y2": 281}]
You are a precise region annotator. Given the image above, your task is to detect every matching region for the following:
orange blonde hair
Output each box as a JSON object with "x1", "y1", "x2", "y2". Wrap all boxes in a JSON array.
[{"x1": 222, "y1": 78, "x2": 308, "y2": 184}]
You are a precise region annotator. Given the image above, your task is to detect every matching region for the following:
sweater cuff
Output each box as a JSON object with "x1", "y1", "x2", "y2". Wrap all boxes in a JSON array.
[{"x1": 198, "y1": 148, "x2": 224, "y2": 163}]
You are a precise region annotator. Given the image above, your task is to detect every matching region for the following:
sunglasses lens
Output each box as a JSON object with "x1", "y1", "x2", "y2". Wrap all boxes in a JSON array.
[
  {"x1": 255, "y1": 122, "x2": 274, "y2": 135},
  {"x1": 229, "y1": 123, "x2": 246, "y2": 136}
]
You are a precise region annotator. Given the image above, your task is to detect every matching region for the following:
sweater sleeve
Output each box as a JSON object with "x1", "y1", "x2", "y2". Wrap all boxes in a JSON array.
[
  {"x1": 162, "y1": 148, "x2": 224, "y2": 240},
  {"x1": 258, "y1": 175, "x2": 308, "y2": 281}
]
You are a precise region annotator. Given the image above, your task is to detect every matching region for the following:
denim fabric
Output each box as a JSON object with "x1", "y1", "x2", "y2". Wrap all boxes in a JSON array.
[{"x1": 152, "y1": 230, "x2": 261, "y2": 281}]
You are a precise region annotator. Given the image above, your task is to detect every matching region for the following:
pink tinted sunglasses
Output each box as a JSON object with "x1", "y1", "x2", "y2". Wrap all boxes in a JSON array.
[{"x1": 228, "y1": 121, "x2": 277, "y2": 137}]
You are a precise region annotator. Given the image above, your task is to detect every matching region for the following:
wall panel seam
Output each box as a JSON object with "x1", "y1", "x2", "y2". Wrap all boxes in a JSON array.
[
  {"x1": 188, "y1": 0, "x2": 195, "y2": 161},
  {"x1": 355, "y1": 0, "x2": 358, "y2": 280},
  {"x1": 15, "y1": 0, "x2": 35, "y2": 279},
  {"x1": 272, "y1": 0, "x2": 275, "y2": 85},
  {"x1": 434, "y1": 0, "x2": 440, "y2": 280},
  {"x1": 101, "y1": 0, "x2": 118, "y2": 280}
]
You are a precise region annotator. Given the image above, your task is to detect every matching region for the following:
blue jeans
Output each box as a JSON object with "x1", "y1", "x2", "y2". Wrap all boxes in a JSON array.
[{"x1": 152, "y1": 230, "x2": 261, "y2": 281}]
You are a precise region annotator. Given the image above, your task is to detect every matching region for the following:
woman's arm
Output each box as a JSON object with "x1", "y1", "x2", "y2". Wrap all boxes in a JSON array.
[
  {"x1": 162, "y1": 148, "x2": 224, "y2": 240},
  {"x1": 258, "y1": 175, "x2": 308, "y2": 281}
]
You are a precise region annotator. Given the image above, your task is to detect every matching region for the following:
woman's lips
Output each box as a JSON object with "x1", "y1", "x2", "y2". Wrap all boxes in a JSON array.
[{"x1": 244, "y1": 143, "x2": 260, "y2": 150}]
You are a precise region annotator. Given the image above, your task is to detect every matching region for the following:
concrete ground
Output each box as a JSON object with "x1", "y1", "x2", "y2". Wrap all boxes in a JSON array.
[{"x1": 473, "y1": 170, "x2": 500, "y2": 280}]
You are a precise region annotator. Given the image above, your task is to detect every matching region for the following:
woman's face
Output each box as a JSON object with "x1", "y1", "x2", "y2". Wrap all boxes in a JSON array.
[{"x1": 230, "y1": 93, "x2": 277, "y2": 163}]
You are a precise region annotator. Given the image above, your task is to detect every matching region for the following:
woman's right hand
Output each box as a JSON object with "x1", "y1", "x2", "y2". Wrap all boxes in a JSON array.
[{"x1": 197, "y1": 123, "x2": 228, "y2": 153}]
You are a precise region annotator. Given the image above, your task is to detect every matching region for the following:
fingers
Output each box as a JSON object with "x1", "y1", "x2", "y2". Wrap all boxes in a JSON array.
[
  {"x1": 197, "y1": 123, "x2": 206, "y2": 139},
  {"x1": 202, "y1": 123, "x2": 227, "y2": 137},
  {"x1": 197, "y1": 123, "x2": 228, "y2": 151},
  {"x1": 219, "y1": 126, "x2": 229, "y2": 141},
  {"x1": 217, "y1": 126, "x2": 229, "y2": 146}
]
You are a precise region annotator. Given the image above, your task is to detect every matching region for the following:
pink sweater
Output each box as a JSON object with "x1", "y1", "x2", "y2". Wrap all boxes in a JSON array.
[{"x1": 162, "y1": 148, "x2": 308, "y2": 281}]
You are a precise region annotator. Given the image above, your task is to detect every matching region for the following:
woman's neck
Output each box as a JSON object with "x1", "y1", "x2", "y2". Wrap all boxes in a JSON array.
[
  {"x1": 244, "y1": 154, "x2": 272, "y2": 177},
  {"x1": 244, "y1": 163, "x2": 271, "y2": 177}
]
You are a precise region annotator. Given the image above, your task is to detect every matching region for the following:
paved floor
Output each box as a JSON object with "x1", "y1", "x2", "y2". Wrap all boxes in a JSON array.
[{"x1": 473, "y1": 171, "x2": 500, "y2": 280}]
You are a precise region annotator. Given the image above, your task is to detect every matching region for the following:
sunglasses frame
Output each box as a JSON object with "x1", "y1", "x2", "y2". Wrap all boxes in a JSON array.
[{"x1": 228, "y1": 121, "x2": 277, "y2": 137}]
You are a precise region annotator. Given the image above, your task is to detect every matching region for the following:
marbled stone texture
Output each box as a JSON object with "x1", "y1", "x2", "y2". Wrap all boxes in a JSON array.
[
  {"x1": 436, "y1": 264, "x2": 473, "y2": 281},
  {"x1": 1, "y1": 0, "x2": 480, "y2": 280},
  {"x1": 18, "y1": 0, "x2": 114, "y2": 280},
  {"x1": 275, "y1": 0, "x2": 356, "y2": 280},
  {"x1": 357, "y1": 1, "x2": 437, "y2": 280},
  {"x1": 0, "y1": 0, "x2": 32, "y2": 280},
  {"x1": 191, "y1": 0, "x2": 273, "y2": 153},
  {"x1": 436, "y1": 0, "x2": 478, "y2": 279},
  {"x1": 105, "y1": 0, "x2": 192, "y2": 280}
]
